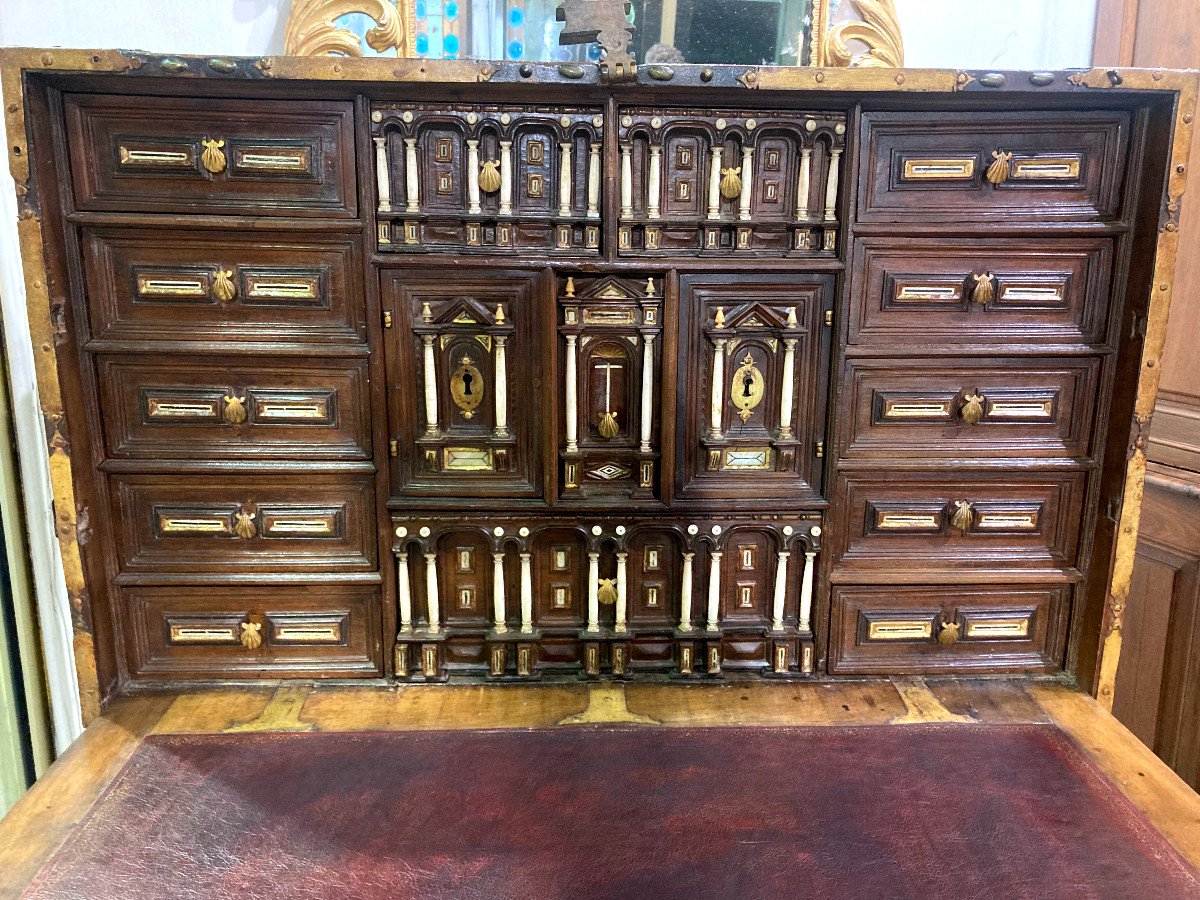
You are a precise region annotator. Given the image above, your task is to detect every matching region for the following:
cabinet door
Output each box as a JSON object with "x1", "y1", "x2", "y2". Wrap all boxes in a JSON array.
[
  {"x1": 383, "y1": 270, "x2": 546, "y2": 499},
  {"x1": 674, "y1": 274, "x2": 833, "y2": 502}
]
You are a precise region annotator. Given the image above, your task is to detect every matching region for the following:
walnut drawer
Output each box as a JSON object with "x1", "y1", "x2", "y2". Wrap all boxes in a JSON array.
[
  {"x1": 123, "y1": 583, "x2": 381, "y2": 679},
  {"x1": 65, "y1": 94, "x2": 356, "y2": 217},
  {"x1": 97, "y1": 354, "x2": 372, "y2": 461},
  {"x1": 858, "y1": 110, "x2": 1130, "y2": 224},
  {"x1": 82, "y1": 228, "x2": 365, "y2": 345},
  {"x1": 828, "y1": 584, "x2": 1068, "y2": 674},
  {"x1": 833, "y1": 470, "x2": 1087, "y2": 574},
  {"x1": 111, "y1": 473, "x2": 377, "y2": 574},
  {"x1": 850, "y1": 236, "x2": 1113, "y2": 346},
  {"x1": 840, "y1": 356, "x2": 1101, "y2": 459}
]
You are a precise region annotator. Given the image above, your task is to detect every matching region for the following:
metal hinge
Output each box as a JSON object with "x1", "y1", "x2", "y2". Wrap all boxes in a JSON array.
[
  {"x1": 815, "y1": 440, "x2": 824, "y2": 458},
  {"x1": 824, "y1": 310, "x2": 833, "y2": 327},
  {"x1": 389, "y1": 439, "x2": 399, "y2": 457},
  {"x1": 383, "y1": 311, "x2": 393, "y2": 328}
]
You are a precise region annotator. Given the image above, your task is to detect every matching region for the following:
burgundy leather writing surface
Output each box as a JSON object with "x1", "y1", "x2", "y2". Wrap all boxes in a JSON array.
[{"x1": 25, "y1": 724, "x2": 1200, "y2": 899}]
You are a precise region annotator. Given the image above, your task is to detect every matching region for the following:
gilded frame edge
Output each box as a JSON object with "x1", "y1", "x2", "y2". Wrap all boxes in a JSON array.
[{"x1": 2, "y1": 48, "x2": 1196, "y2": 719}]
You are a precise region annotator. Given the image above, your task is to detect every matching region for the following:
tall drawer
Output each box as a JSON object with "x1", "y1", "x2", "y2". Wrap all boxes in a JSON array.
[
  {"x1": 858, "y1": 110, "x2": 1130, "y2": 224},
  {"x1": 850, "y1": 236, "x2": 1113, "y2": 346},
  {"x1": 840, "y1": 356, "x2": 1101, "y2": 459},
  {"x1": 834, "y1": 470, "x2": 1087, "y2": 573},
  {"x1": 65, "y1": 94, "x2": 357, "y2": 217},
  {"x1": 828, "y1": 584, "x2": 1068, "y2": 674},
  {"x1": 97, "y1": 354, "x2": 372, "y2": 461},
  {"x1": 123, "y1": 583, "x2": 381, "y2": 679},
  {"x1": 111, "y1": 473, "x2": 377, "y2": 574},
  {"x1": 82, "y1": 228, "x2": 365, "y2": 344}
]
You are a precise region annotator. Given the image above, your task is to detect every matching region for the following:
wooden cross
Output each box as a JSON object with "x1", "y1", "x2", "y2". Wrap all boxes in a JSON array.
[{"x1": 556, "y1": 0, "x2": 637, "y2": 83}]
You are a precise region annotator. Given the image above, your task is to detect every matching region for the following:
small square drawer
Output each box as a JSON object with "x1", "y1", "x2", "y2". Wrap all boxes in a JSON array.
[
  {"x1": 850, "y1": 236, "x2": 1113, "y2": 346},
  {"x1": 65, "y1": 94, "x2": 356, "y2": 217},
  {"x1": 829, "y1": 584, "x2": 1069, "y2": 674},
  {"x1": 858, "y1": 110, "x2": 1130, "y2": 224},
  {"x1": 81, "y1": 228, "x2": 365, "y2": 345},
  {"x1": 97, "y1": 354, "x2": 372, "y2": 461},
  {"x1": 833, "y1": 469, "x2": 1087, "y2": 574},
  {"x1": 111, "y1": 473, "x2": 377, "y2": 574},
  {"x1": 840, "y1": 356, "x2": 1101, "y2": 459},
  {"x1": 123, "y1": 583, "x2": 381, "y2": 679}
]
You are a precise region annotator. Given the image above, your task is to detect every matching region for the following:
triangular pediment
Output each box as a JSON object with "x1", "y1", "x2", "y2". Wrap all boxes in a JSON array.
[
  {"x1": 577, "y1": 275, "x2": 641, "y2": 301},
  {"x1": 429, "y1": 295, "x2": 497, "y2": 327},
  {"x1": 724, "y1": 302, "x2": 789, "y2": 330}
]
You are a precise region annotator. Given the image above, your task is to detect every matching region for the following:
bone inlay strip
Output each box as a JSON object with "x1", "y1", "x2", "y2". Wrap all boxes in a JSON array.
[
  {"x1": 868, "y1": 620, "x2": 933, "y2": 640},
  {"x1": 256, "y1": 402, "x2": 328, "y2": 420},
  {"x1": 988, "y1": 400, "x2": 1054, "y2": 418},
  {"x1": 245, "y1": 278, "x2": 319, "y2": 299},
  {"x1": 158, "y1": 516, "x2": 229, "y2": 534},
  {"x1": 119, "y1": 146, "x2": 193, "y2": 167},
  {"x1": 876, "y1": 512, "x2": 940, "y2": 530},
  {"x1": 147, "y1": 400, "x2": 220, "y2": 419},
  {"x1": 883, "y1": 400, "x2": 954, "y2": 419},
  {"x1": 999, "y1": 285, "x2": 1064, "y2": 303},
  {"x1": 136, "y1": 276, "x2": 207, "y2": 297},
  {"x1": 263, "y1": 517, "x2": 335, "y2": 535},
  {"x1": 273, "y1": 623, "x2": 341, "y2": 642},
  {"x1": 236, "y1": 150, "x2": 309, "y2": 171},
  {"x1": 896, "y1": 285, "x2": 962, "y2": 301},
  {"x1": 965, "y1": 618, "x2": 1031, "y2": 638},
  {"x1": 902, "y1": 158, "x2": 975, "y2": 180},
  {"x1": 168, "y1": 625, "x2": 240, "y2": 644},
  {"x1": 1010, "y1": 157, "x2": 1081, "y2": 179},
  {"x1": 975, "y1": 512, "x2": 1039, "y2": 530}
]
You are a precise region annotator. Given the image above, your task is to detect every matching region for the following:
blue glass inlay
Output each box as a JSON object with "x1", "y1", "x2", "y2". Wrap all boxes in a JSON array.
[
  {"x1": 445, "y1": 1, "x2": 458, "y2": 20},
  {"x1": 508, "y1": 6, "x2": 524, "y2": 27},
  {"x1": 416, "y1": 32, "x2": 430, "y2": 54},
  {"x1": 508, "y1": 39, "x2": 524, "y2": 59},
  {"x1": 444, "y1": 34, "x2": 460, "y2": 55},
  {"x1": 415, "y1": 0, "x2": 427, "y2": 18}
]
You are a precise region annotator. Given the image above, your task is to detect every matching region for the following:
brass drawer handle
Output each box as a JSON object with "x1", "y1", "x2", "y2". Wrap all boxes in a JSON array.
[
  {"x1": 212, "y1": 268, "x2": 236, "y2": 303},
  {"x1": 234, "y1": 507, "x2": 257, "y2": 539},
  {"x1": 950, "y1": 500, "x2": 974, "y2": 531},
  {"x1": 223, "y1": 394, "x2": 247, "y2": 425},
  {"x1": 239, "y1": 619, "x2": 263, "y2": 650},
  {"x1": 937, "y1": 619, "x2": 962, "y2": 646},
  {"x1": 986, "y1": 150, "x2": 1012, "y2": 184},
  {"x1": 201, "y1": 136, "x2": 227, "y2": 174},
  {"x1": 960, "y1": 391, "x2": 986, "y2": 426},
  {"x1": 971, "y1": 272, "x2": 996, "y2": 305}
]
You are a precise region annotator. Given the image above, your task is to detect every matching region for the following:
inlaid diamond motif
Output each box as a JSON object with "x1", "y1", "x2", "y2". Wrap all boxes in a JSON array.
[{"x1": 588, "y1": 463, "x2": 631, "y2": 481}]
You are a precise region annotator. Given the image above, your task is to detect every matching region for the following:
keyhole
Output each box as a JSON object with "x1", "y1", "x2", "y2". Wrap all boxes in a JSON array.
[
  {"x1": 462, "y1": 371, "x2": 474, "y2": 396},
  {"x1": 742, "y1": 372, "x2": 754, "y2": 397}
]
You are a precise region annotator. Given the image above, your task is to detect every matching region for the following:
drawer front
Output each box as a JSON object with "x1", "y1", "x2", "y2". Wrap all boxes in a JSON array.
[
  {"x1": 841, "y1": 357, "x2": 1101, "y2": 459},
  {"x1": 82, "y1": 228, "x2": 365, "y2": 344},
  {"x1": 98, "y1": 355, "x2": 372, "y2": 461},
  {"x1": 124, "y1": 584, "x2": 381, "y2": 678},
  {"x1": 65, "y1": 94, "x2": 356, "y2": 217},
  {"x1": 858, "y1": 110, "x2": 1130, "y2": 223},
  {"x1": 829, "y1": 584, "x2": 1068, "y2": 674},
  {"x1": 834, "y1": 470, "x2": 1086, "y2": 572},
  {"x1": 111, "y1": 473, "x2": 377, "y2": 573},
  {"x1": 851, "y1": 237, "x2": 1112, "y2": 346}
]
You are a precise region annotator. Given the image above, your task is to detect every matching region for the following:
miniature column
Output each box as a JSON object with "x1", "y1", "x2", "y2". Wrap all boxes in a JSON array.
[
  {"x1": 796, "y1": 147, "x2": 812, "y2": 219},
  {"x1": 492, "y1": 551, "x2": 507, "y2": 633},
  {"x1": 397, "y1": 553, "x2": 412, "y2": 632},
  {"x1": 587, "y1": 142, "x2": 602, "y2": 218},
  {"x1": 709, "y1": 337, "x2": 727, "y2": 439},
  {"x1": 647, "y1": 144, "x2": 662, "y2": 219},
  {"x1": 404, "y1": 137, "x2": 420, "y2": 212},
  {"x1": 424, "y1": 552, "x2": 441, "y2": 632},
  {"x1": 422, "y1": 334, "x2": 439, "y2": 436},
  {"x1": 374, "y1": 136, "x2": 392, "y2": 212},
  {"x1": 494, "y1": 335, "x2": 509, "y2": 438},
  {"x1": 499, "y1": 140, "x2": 514, "y2": 216},
  {"x1": 466, "y1": 139, "x2": 482, "y2": 215},
  {"x1": 778, "y1": 336, "x2": 797, "y2": 441},
  {"x1": 706, "y1": 550, "x2": 722, "y2": 632},
  {"x1": 519, "y1": 552, "x2": 534, "y2": 633},
  {"x1": 565, "y1": 334, "x2": 579, "y2": 453},
  {"x1": 824, "y1": 147, "x2": 842, "y2": 221},
  {"x1": 620, "y1": 143, "x2": 634, "y2": 217},
  {"x1": 586, "y1": 551, "x2": 601, "y2": 632},
  {"x1": 615, "y1": 551, "x2": 629, "y2": 633},
  {"x1": 798, "y1": 549, "x2": 817, "y2": 632},
  {"x1": 679, "y1": 551, "x2": 695, "y2": 631},
  {"x1": 771, "y1": 551, "x2": 790, "y2": 632},
  {"x1": 707, "y1": 144, "x2": 724, "y2": 219},
  {"x1": 558, "y1": 141, "x2": 573, "y2": 217},
  {"x1": 639, "y1": 334, "x2": 654, "y2": 453},
  {"x1": 738, "y1": 145, "x2": 754, "y2": 221}
]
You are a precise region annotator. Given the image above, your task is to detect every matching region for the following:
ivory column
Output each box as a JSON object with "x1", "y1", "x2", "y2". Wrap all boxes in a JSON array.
[
  {"x1": 620, "y1": 143, "x2": 634, "y2": 217},
  {"x1": 771, "y1": 551, "x2": 790, "y2": 632},
  {"x1": 466, "y1": 139, "x2": 482, "y2": 215},
  {"x1": 421, "y1": 334, "x2": 439, "y2": 436},
  {"x1": 519, "y1": 552, "x2": 534, "y2": 633},
  {"x1": 397, "y1": 553, "x2": 412, "y2": 632},
  {"x1": 587, "y1": 142, "x2": 601, "y2": 218},
  {"x1": 374, "y1": 137, "x2": 392, "y2": 212},
  {"x1": 647, "y1": 145, "x2": 662, "y2": 219},
  {"x1": 679, "y1": 551, "x2": 695, "y2": 631},
  {"x1": 565, "y1": 334, "x2": 579, "y2": 453},
  {"x1": 706, "y1": 551, "x2": 722, "y2": 632},
  {"x1": 558, "y1": 141, "x2": 573, "y2": 217},
  {"x1": 738, "y1": 145, "x2": 754, "y2": 221},
  {"x1": 798, "y1": 550, "x2": 817, "y2": 632},
  {"x1": 492, "y1": 551, "x2": 507, "y2": 633},
  {"x1": 824, "y1": 147, "x2": 842, "y2": 221},
  {"x1": 707, "y1": 144, "x2": 724, "y2": 219},
  {"x1": 709, "y1": 337, "x2": 727, "y2": 440},
  {"x1": 639, "y1": 334, "x2": 654, "y2": 453},
  {"x1": 424, "y1": 552, "x2": 441, "y2": 633},
  {"x1": 796, "y1": 147, "x2": 812, "y2": 219},
  {"x1": 586, "y1": 551, "x2": 601, "y2": 632},
  {"x1": 403, "y1": 137, "x2": 420, "y2": 213},
  {"x1": 499, "y1": 140, "x2": 513, "y2": 216},
  {"x1": 615, "y1": 552, "x2": 629, "y2": 633},
  {"x1": 778, "y1": 338, "x2": 797, "y2": 441},
  {"x1": 494, "y1": 335, "x2": 509, "y2": 438}
]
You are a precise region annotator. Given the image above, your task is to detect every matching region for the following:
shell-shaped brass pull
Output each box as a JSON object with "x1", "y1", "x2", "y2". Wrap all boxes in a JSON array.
[
  {"x1": 212, "y1": 269, "x2": 236, "y2": 303},
  {"x1": 598, "y1": 411, "x2": 619, "y2": 439},
  {"x1": 985, "y1": 150, "x2": 1012, "y2": 184},
  {"x1": 720, "y1": 166, "x2": 743, "y2": 199},
  {"x1": 234, "y1": 509, "x2": 257, "y2": 539},
  {"x1": 479, "y1": 159, "x2": 501, "y2": 193},
  {"x1": 223, "y1": 394, "x2": 247, "y2": 424},
  {"x1": 961, "y1": 392, "x2": 986, "y2": 426},
  {"x1": 597, "y1": 578, "x2": 618, "y2": 605},
  {"x1": 201, "y1": 137, "x2": 227, "y2": 174},
  {"x1": 950, "y1": 500, "x2": 974, "y2": 532},
  {"x1": 937, "y1": 620, "x2": 962, "y2": 646},
  {"x1": 971, "y1": 272, "x2": 996, "y2": 305},
  {"x1": 240, "y1": 620, "x2": 263, "y2": 650}
]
